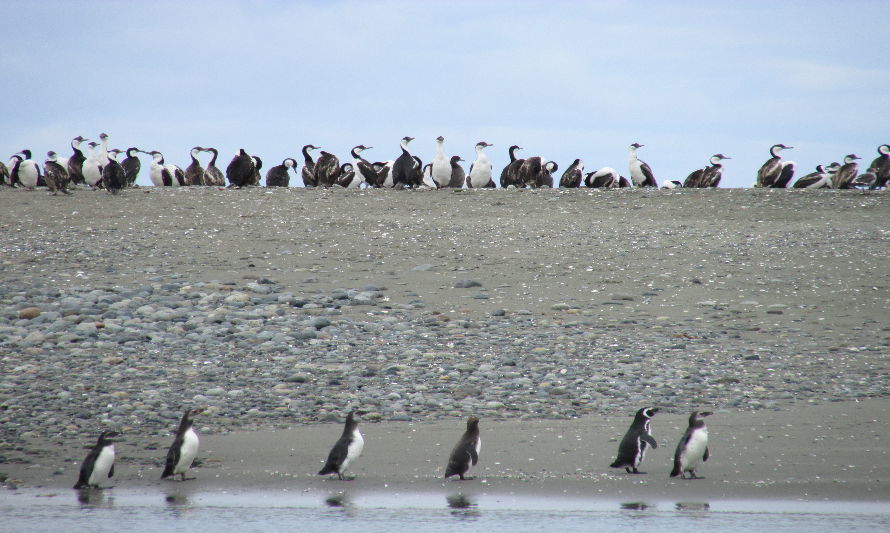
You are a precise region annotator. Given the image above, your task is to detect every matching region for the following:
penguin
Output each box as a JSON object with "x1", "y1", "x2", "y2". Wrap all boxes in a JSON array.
[
  {"x1": 67, "y1": 135, "x2": 89, "y2": 185},
  {"x1": 73, "y1": 431, "x2": 118, "y2": 489},
  {"x1": 102, "y1": 149, "x2": 126, "y2": 194},
  {"x1": 121, "y1": 147, "x2": 142, "y2": 187},
  {"x1": 301, "y1": 144, "x2": 320, "y2": 187},
  {"x1": 313, "y1": 151, "x2": 342, "y2": 187},
  {"x1": 559, "y1": 158, "x2": 583, "y2": 188},
  {"x1": 318, "y1": 411, "x2": 364, "y2": 480},
  {"x1": 448, "y1": 156, "x2": 466, "y2": 188},
  {"x1": 161, "y1": 407, "x2": 205, "y2": 481},
  {"x1": 628, "y1": 143, "x2": 657, "y2": 187},
  {"x1": 466, "y1": 141, "x2": 495, "y2": 188},
  {"x1": 756, "y1": 144, "x2": 792, "y2": 187},
  {"x1": 201, "y1": 147, "x2": 225, "y2": 186},
  {"x1": 266, "y1": 157, "x2": 297, "y2": 187},
  {"x1": 444, "y1": 416, "x2": 481, "y2": 480},
  {"x1": 431, "y1": 136, "x2": 451, "y2": 188},
  {"x1": 670, "y1": 411, "x2": 712, "y2": 479},
  {"x1": 226, "y1": 149, "x2": 254, "y2": 188},
  {"x1": 499, "y1": 145, "x2": 524, "y2": 188},
  {"x1": 184, "y1": 147, "x2": 205, "y2": 186},
  {"x1": 609, "y1": 407, "x2": 659, "y2": 474},
  {"x1": 44, "y1": 151, "x2": 72, "y2": 195}
]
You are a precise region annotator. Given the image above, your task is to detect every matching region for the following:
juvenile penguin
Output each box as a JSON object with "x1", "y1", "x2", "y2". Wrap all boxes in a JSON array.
[
  {"x1": 318, "y1": 411, "x2": 364, "y2": 480},
  {"x1": 444, "y1": 416, "x2": 481, "y2": 480},
  {"x1": 670, "y1": 411, "x2": 712, "y2": 479},
  {"x1": 73, "y1": 431, "x2": 118, "y2": 489},
  {"x1": 161, "y1": 407, "x2": 205, "y2": 481},
  {"x1": 610, "y1": 407, "x2": 659, "y2": 474}
]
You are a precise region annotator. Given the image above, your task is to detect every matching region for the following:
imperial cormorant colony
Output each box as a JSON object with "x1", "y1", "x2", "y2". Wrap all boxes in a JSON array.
[{"x1": 3, "y1": 135, "x2": 888, "y2": 192}]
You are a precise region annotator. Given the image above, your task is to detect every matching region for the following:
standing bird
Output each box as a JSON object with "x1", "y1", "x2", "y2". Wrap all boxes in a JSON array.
[
  {"x1": 448, "y1": 156, "x2": 466, "y2": 188},
  {"x1": 866, "y1": 144, "x2": 890, "y2": 189},
  {"x1": 0, "y1": 159, "x2": 9, "y2": 186},
  {"x1": 226, "y1": 149, "x2": 255, "y2": 188},
  {"x1": 201, "y1": 147, "x2": 225, "y2": 186},
  {"x1": 162, "y1": 407, "x2": 205, "y2": 481},
  {"x1": 756, "y1": 144, "x2": 793, "y2": 187},
  {"x1": 82, "y1": 143, "x2": 103, "y2": 188},
  {"x1": 318, "y1": 411, "x2": 364, "y2": 480},
  {"x1": 313, "y1": 151, "x2": 342, "y2": 187},
  {"x1": 145, "y1": 151, "x2": 175, "y2": 186},
  {"x1": 466, "y1": 141, "x2": 495, "y2": 188},
  {"x1": 266, "y1": 157, "x2": 297, "y2": 187},
  {"x1": 249, "y1": 155, "x2": 263, "y2": 186},
  {"x1": 73, "y1": 431, "x2": 118, "y2": 489},
  {"x1": 44, "y1": 151, "x2": 72, "y2": 195},
  {"x1": 300, "y1": 144, "x2": 320, "y2": 187},
  {"x1": 121, "y1": 147, "x2": 142, "y2": 187},
  {"x1": 184, "y1": 147, "x2": 205, "y2": 186},
  {"x1": 13, "y1": 149, "x2": 41, "y2": 189},
  {"x1": 6, "y1": 155, "x2": 23, "y2": 187},
  {"x1": 444, "y1": 416, "x2": 481, "y2": 480},
  {"x1": 97, "y1": 132, "x2": 110, "y2": 170},
  {"x1": 499, "y1": 145, "x2": 524, "y2": 188},
  {"x1": 610, "y1": 407, "x2": 659, "y2": 474},
  {"x1": 670, "y1": 411, "x2": 712, "y2": 479},
  {"x1": 585, "y1": 167, "x2": 620, "y2": 188},
  {"x1": 431, "y1": 136, "x2": 451, "y2": 188},
  {"x1": 347, "y1": 145, "x2": 377, "y2": 187},
  {"x1": 392, "y1": 136, "x2": 419, "y2": 188},
  {"x1": 832, "y1": 154, "x2": 861, "y2": 189},
  {"x1": 102, "y1": 149, "x2": 126, "y2": 194},
  {"x1": 628, "y1": 143, "x2": 657, "y2": 187},
  {"x1": 67, "y1": 135, "x2": 89, "y2": 185},
  {"x1": 559, "y1": 158, "x2": 584, "y2": 188}
]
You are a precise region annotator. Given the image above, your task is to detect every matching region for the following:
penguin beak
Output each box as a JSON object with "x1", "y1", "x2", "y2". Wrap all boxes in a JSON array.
[
  {"x1": 650, "y1": 407, "x2": 660, "y2": 413},
  {"x1": 700, "y1": 412, "x2": 713, "y2": 417}
]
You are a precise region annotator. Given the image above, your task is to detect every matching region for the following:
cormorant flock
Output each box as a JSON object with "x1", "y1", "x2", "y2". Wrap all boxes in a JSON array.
[{"x1": 3, "y1": 135, "x2": 888, "y2": 192}]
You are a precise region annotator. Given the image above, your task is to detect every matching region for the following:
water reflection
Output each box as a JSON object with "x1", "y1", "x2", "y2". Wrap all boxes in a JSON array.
[
  {"x1": 164, "y1": 491, "x2": 192, "y2": 518},
  {"x1": 620, "y1": 501, "x2": 655, "y2": 511},
  {"x1": 76, "y1": 488, "x2": 113, "y2": 508},
  {"x1": 324, "y1": 492, "x2": 356, "y2": 517},
  {"x1": 447, "y1": 493, "x2": 480, "y2": 520},
  {"x1": 675, "y1": 502, "x2": 710, "y2": 515}
]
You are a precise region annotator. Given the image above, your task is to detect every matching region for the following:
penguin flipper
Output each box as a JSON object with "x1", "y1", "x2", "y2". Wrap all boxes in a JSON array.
[
  {"x1": 703, "y1": 447, "x2": 709, "y2": 462},
  {"x1": 669, "y1": 461, "x2": 681, "y2": 478},
  {"x1": 109, "y1": 463, "x2": 114, "y2": 478},
  {"x1": 641, "y1": 434, "x2": 658, "y2": 449},
  {"x1": 468, "y1": 445, "x2": 478, "y2": 466},
  {"x1": 319, "y1": 439, "x2": 348, "y2": 476},
  {"x1": 162, "y1": 436, "x2": 182, "y2": 478}
]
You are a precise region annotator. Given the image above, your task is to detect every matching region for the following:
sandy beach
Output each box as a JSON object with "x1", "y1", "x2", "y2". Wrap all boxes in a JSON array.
[{"x1": 1, "y1": 186, "x2": 888, "y2": 502}]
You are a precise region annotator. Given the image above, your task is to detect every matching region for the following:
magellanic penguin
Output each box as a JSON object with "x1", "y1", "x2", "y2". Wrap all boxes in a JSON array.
[
  {"x1": 73, "y1": 431, "x2": 119, "y2": 489},
  {"x1": 318, "y1": 411, "x2": 364, "y2": 480},
  {"x1": 444, "y1": 416, "x2": 481, "y2": 480},
  {"x1": 670, "y1": 411, "x2": 712, "y2": 479},
  {"x1": 161, "y1": 406, "x2": 205, "y2": 481},
  {"x1": 610, "y1": 407, "x2": 659, "y2": 474}
]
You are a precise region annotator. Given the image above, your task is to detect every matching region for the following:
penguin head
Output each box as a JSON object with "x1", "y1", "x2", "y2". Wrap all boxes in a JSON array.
[
  {"x1": 639, "y1": 407, "x2": 659, "y2": 419},
  {"x1": 466, "y1": 416, "x2": 480, "y2": 430},
  {"x1": 97, "y1": 430, "x2": 120, "y2": 445}
]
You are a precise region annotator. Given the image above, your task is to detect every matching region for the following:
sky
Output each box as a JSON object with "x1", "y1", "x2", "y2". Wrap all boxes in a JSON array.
[{"x1": 2, "y1": 0, "x2": 888, "y2": 188}]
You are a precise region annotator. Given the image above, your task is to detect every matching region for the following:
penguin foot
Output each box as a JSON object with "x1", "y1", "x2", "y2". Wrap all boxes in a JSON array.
[{"x1": 458, "y1": 475, "x2": 475, "y2": 481}]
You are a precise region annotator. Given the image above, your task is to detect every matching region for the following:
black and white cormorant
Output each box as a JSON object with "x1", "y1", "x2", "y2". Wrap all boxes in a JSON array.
[
  {"x1": 628, "y1": 143, "x2": 657, "y2": 187},
  {"x1": 518, "y1": 155, "x2": 557, "y2": 188},
  {"x1": 318, "y1": 411, "x2": 364, "y2": 480},
  {"x1": 349, "y1": 145, "x2": 378, "y2": 187},
  {"x1": 755, "y1": 144, "x2": 793, "y2": 187},
  {"x1": 866, "y1": 144, "x2": 890, "y2": 190},
  {"x1": 226, "y1": 149, "x2": 255, "y2": 188},
  {"x1": 338, "y1": 162, "x2": 356, "y2": 187},
  {"x1": 97, "y1": 132, "x2": 110, "y2": 170},
  {"x1": 248, "y1": 155, "x2": 262, "y2": 186},
  {"x1": 73, "y1": 431, "x2": 118, "y2": 489},
  {"x1": 313, "y1": 151, "x2": 342, "y2": 187},
  {"x1": 832, "y1": 154, "x2": 861, "y2": 189},
  {"x1": 122, "y1": 147, "x2": 142, "y2": 187},
  {"x1": 392, "y1": 136, "x2": 421, "y2": 188},
  {"x1": 421, "y1": 162, "x2": 434, "y2": 188},
  {"x1": 67, "y1": 135, "x2": 88, "y2": 185},
  {"x1": 466, "y1": 141, "x2": 494, "y2": 188},
  {"x1": 685, "y1": 154, "x2": 730, "y2": 188},
  {"x1": 585, "y1": 167, "x2": 619, "y2": 188},
  {"x1": 162, "y1": 407, "x2": 205, "y2": 481},
  {"x1": 448, "y1": 156, "x2": 466, "y2": 188},
  {"x1": 201, "y1": 147, "x2": 225, "y2": 186},
  {"x1": 559, "y1": 158, "x2": 584, "y2": 188},
  {"x1": 370, "y1": 160, "x2": 394, "y2": 187},
  {"x1": 266, "y1": 158, "x2": 297, "y2": 187},
  {"x1": 0, "y1": 158, "x2": 9, "y2": 186},
  {"x1": 301, "y1": 144, "x2": 320, "y2": 187},
  {"x1": 44, "y1": 151, "x2": 72, "y2": 195},
  {"x1": 13, "y1": 149, "x2": 40, "y2": 189},
  {"x1": 540, "y1": 160, "x2": 558, "y2": 188},
  {"x1": 431, "y1": 136, "x2": 451, "y2": 188},
  {"x1": 184, "y1": 147, "x2": 205, "y2": 186},
  {"x1": 6, "y1": 155, "x2": 22, "y2": 187},
  {"x1": 499, "y1": 145, "x2": 524, "y2": 188},
  {"x1": 661, "y1": 180, "x2": 682, "y2": 189},
  {"x1": 792, "y1": 164, "x2": 831, "y2": 189},
  {"x1": 102, "y1": 149, "x2": 126, "y2": 194},
  {"x1": 82, "y1": 143, "x2": 103, "y2": 187}
]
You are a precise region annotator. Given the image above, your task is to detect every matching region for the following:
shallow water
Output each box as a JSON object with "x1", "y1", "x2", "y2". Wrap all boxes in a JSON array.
[{"x1": 2, "y1": 489, "x2": 888, "y2": 533}]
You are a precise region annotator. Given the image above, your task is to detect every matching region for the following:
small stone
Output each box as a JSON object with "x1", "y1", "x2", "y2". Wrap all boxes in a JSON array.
[
  {"x1": 491, "y1": 309, "x2": 506, "y2": 317},
  {"x1": 18, "y1": 307, "x2": 41, "y2": 319},
  {"x1": 454, "y1": 280, "x2": 482, "y2": 288},
  {"x1": 551, "y1": 303, "x2": 570, "y2": 311}
]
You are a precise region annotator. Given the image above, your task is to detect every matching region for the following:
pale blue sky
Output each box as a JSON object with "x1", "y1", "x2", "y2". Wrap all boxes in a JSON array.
[{"x1": 2, "y1": 0, "x2": 888, "y2": 187}]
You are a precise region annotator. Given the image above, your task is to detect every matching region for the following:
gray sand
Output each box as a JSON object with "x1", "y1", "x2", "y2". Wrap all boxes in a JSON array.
[{"x1": 1, "y1": 186, "x2": 888, "y2": 501}]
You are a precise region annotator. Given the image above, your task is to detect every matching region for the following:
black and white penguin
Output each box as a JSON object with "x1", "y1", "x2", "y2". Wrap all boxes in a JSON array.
[
  {"x1": 444, "y1": 416, "x2": 481, "y2": 480},
  {"x1": 431, "y1": 136, "x2": 451, "y2": 188},
  {"x1": 585, "y1": 167, "x2": 619, "y2": 188},
  {"x1": 82, "y1": 143, "x2": 103, "y2": 188},
  {"x1": 559, "y1": 158, "x2": 584, "y2": 188},
  {"x1": 44, "y1": 151, "x2": 72, "y2": 195},
  {"x1": 609, "y1": 407, "x2": 659, "y2": 474},
  {"x1": 301, "y1": 144, "x2": 320, "y2": 187},
  {"x1": 392, "y1": 136, "x2": 418, "y2": 188},
  {"x1": 67, "y1": 135, "x2": 89, "y2": 185},
  {"x1": 755, "y1": 144, "x2": 793, "y2": 187},
  {"x1": 499, "y1": 145, "x2": 524, "y2": 188},
  {"x1": 121, "y1": 147, "x2": 142, "y2": 187},
  {"x1": 832, "y1": 154, "x2": 861, "y2": 189},
  {"x1": 102, "y1": 149, "x2": 126, "y2": 194},
  {"x1": 670, "y1": 411, "x2": 712, "y2": 479},
  {"x1": 448, "y1": 156, "x2": 465, "y2": 188},
  {"x1": 628, "y1": 143, "x2": 657, "y2": 187},
  {"x1": 867, "y1": 144, "x2": 890, "y2": 190},
  {"x1": 266, "y1": 158, "x2": 297, "y2": 187},
  {"x1": 201, "y1": 147, "x2": 225, "y2": 186},
  {"x1": 313, "y1": 151, "x2": 342, "y2": 187},
  {"x1": 466, "y1": 141, "x2": 495, "y2": 188},
  {"x1": 73, "y1": 431, "x2": 118, "y2": 489},
  {"x1": 318, "y1": 411, "x2": 364, "y2": 480},
  {"x1": 226, "y1": 149, "x2": 255, "y2": 188},
  {"x1": 184, "y1": 147, "x2": 205, "y2": 186},
  {"x1": 13, "y1": 149, "x2": 41, "y2": 189},
  {"x1": 162, "y1": 407, "x2": 205, "y2": 481}
]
